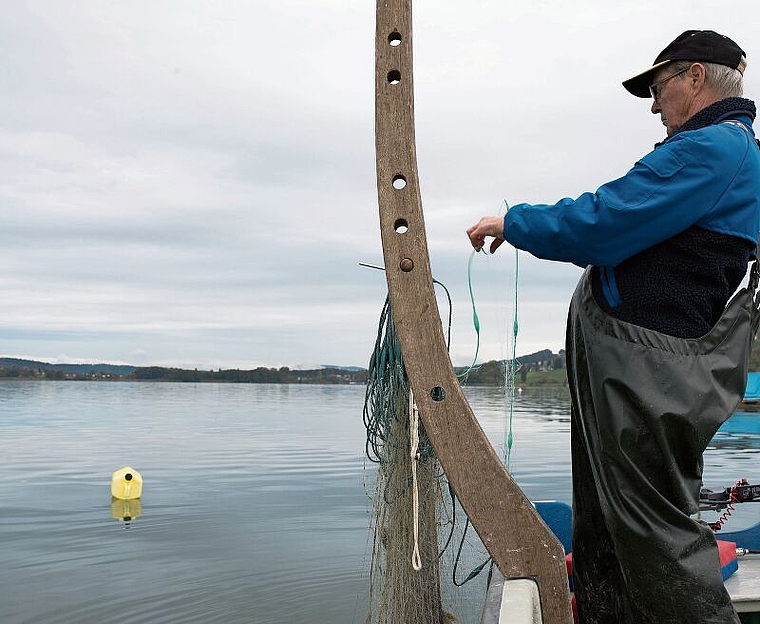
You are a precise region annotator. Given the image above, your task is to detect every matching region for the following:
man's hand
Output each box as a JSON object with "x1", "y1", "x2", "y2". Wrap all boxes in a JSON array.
[{"x1": 466, "y1": 216, "x2": 505, "y2": 254}]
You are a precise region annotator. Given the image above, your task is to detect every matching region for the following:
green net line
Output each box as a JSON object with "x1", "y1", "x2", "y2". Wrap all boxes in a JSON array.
[
  {"x1": 501, "y1": 199, "x2": 520, "y2": 471},
  {"x1": 451, "y1": 201, "x2": 521, "y2": 583},
  {"x1": 456, "y1": 250, "x2": 482, "y2": 385},
  {"x1": 505, "y1": 242, "x2": 519, "y2": 470},
  {"x1": 363, "y1": 296, "x2": 436, "y2": 466},
  {"x1": 460, "y1": 201, "x2": 520, "y2": 470}
]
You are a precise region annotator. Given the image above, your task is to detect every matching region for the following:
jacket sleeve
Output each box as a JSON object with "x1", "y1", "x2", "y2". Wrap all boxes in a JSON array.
[{"x1": 502, "y1": 130, "x2": 747, "y2": 267}]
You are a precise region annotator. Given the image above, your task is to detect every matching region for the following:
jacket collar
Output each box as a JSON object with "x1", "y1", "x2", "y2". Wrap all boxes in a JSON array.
[{"x1": 658, "y1": 97, "x2": 756, "y2": 146}]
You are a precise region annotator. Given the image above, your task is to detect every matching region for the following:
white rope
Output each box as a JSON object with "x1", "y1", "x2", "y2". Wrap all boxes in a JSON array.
[{"x1": 409, "y1": 389, "x2": 422, "y2": 571}]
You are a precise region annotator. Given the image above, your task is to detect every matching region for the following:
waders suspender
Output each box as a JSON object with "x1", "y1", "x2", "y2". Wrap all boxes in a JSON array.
[
  {"x1": 751, "y1": 248, "x2": 760, "y2": 335},
  {"x1": 754, "y1": 132, "x2": 760, "y2": 334},
  {"x1": 720, "y1": 120, "x2": 760, "y2": 333}
]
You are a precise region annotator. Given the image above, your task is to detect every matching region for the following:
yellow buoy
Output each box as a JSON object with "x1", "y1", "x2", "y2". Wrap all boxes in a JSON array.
[{"x1": 111, "y1": 466, "x2": 143, "y2": 500}]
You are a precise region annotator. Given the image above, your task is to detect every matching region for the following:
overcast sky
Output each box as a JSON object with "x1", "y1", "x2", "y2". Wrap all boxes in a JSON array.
[{"x1": 1, "y1": 1, "x2": 759, "y2": 370}]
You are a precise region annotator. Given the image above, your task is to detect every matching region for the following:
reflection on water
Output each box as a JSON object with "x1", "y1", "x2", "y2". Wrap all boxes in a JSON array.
[
  {"x1": 0, "y1": 381, "x2": 758, "y2": 624},
  {"x1": 110, "y1": 498, "x2": 142, "y2": 527}
]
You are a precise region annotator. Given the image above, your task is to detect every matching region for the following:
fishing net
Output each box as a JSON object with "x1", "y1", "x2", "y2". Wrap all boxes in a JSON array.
[{"x1": 363, "y1": 297, "x2": 491, "y2": 624}]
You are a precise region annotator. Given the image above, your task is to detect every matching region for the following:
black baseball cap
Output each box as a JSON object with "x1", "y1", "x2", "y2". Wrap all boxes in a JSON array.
[{"x1": 623, "y1": 30, "x2": 746, "y2": 98}]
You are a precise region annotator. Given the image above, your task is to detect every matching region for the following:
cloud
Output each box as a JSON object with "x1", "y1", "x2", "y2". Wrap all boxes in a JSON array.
[{"x1": 1, "y1": 1, "x2": 758, "y2": 368}]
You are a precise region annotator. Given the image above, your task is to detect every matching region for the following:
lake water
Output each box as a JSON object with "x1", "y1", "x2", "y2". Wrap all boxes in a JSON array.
[{"x1": 0, "y1": 381, "x2": 758, "y2": 624}]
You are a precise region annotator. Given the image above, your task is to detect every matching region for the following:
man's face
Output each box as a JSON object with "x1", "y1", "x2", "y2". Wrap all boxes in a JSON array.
[{"x1": 650, "y1": 64, "x2": 692, "y2": 136}]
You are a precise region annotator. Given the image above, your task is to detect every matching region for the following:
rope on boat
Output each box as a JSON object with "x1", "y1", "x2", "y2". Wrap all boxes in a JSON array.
[{"x1": 409, "y1": 389, "x2": 422, "y2": 571}]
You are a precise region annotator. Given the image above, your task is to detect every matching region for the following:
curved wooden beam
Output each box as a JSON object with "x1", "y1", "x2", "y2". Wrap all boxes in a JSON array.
[{"x1": 374, "y1": 3, "x2": 572, "y2": 622}]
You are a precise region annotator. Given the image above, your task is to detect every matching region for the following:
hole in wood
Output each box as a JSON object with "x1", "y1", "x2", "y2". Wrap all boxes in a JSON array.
[
  {"x1": 394, "y1": 219, "x2": 408, "y2": 234},
  {"x1": 431, "y1": 386, "x2": 445, "y2": 402},
  {"x1": 388, "y1": 32, "x2": 402, "y2": 46},
  {"x1": 392, "y1": 174, "x2": 406, "y2": 190},
  {"x1": 387, "y1": 70, "x2": 401, "y2": 85}
]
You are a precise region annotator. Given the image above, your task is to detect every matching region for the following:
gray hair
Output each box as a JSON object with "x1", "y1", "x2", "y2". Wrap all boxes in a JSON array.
[{"x1": 670, "y1": 59, "x2": 744, "y2": 97}]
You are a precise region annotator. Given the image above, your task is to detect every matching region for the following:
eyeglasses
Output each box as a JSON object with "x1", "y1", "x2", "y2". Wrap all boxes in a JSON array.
[{"x1": 649, "y1": 68, "x2": 688, "y2": 101}]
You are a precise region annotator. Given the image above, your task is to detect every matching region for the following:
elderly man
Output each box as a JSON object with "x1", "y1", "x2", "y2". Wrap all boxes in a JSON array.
[{"x1": 467, "y1": 31, "x2": 760, "y2": 623}]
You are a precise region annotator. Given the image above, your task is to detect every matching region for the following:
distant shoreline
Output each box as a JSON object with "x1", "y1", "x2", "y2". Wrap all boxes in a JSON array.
[
  {"x1": 0, "y1": 376, "x2": 569, "y2": 387},
  {"x1": 8, "y1": 338, "x2": 760, "y2": 386},
  {"x1": 0, "y1": 356, "x2": 570, "y2": 387}
]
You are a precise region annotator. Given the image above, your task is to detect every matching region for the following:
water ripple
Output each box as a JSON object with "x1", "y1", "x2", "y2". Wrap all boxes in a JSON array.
[{"x1": 2, "y1": 382, "x2": 757, "y2": 623}]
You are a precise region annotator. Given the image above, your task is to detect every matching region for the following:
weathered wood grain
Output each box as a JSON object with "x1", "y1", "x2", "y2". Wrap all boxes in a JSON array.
[{"x1": 374, "y1": 2, "x2": 573, "y2": 622}]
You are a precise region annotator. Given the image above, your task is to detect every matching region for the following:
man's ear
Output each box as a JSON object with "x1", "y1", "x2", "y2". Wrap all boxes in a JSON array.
[{"x1": 689, "y1": 62, "x2": 706, "y2": 88}]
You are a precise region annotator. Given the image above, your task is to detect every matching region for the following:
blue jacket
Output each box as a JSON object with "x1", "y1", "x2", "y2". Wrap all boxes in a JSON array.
[{"x1": 503, "y1": 99, "x2": 760, "y2": 337}]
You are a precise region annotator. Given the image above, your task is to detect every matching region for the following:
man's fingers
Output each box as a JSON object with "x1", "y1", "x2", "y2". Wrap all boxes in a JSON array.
[
  {"x1": 467, "y1": 216, "x2": 504, "y2": 253},
  {"x1": 466, "y1": 225, "x2": 484, "y2": 250}
]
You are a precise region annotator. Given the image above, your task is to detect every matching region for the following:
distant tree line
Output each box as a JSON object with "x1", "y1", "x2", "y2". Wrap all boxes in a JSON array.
[
  {"x1": 15, "y1": 341, "x2": 760, "y2": 386},
  {"x1": 455, "y1": 349, "x2": 566, "y2": 385},
  {"x1": 0, "y1": 366, "x2": 107, "y2": 380},
  {"x1": 129, "y1": 366, "x2": 368, "y2": 384},
  {"x1": 0, "y1": 358, "x2": 369, "y2": 384}
]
